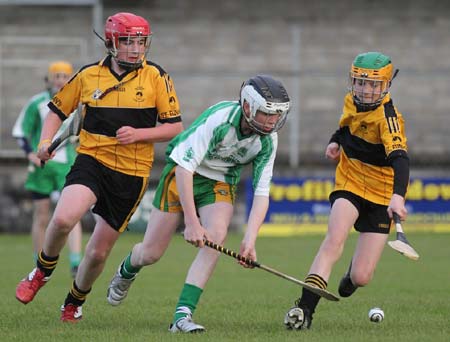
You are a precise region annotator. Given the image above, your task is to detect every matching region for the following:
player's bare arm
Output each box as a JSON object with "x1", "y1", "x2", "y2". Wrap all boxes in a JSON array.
[
  {"x1": 238, "y1": 195, "x2": 270, "y2": 268},
  {"x1": 26, "y1": 152, "x2": 42, "y2": 167},
  {"x1": 37, "y1": 111, "x2": 63, "y2": 161},
  {"x1": 175, "y1": 165, "x2": 210, "y2": 247},
  {"x1": 116, "y1": 122, "x2": 183, "y2": 144}
]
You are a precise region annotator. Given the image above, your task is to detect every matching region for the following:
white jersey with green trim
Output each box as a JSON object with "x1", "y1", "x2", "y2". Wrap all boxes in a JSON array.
[
  {"x1": 167, "y1": 101, "x2": 278, "y2": 196},
  {"x1": 12, "y1": 90, "x2": 76, "y2": 164}
]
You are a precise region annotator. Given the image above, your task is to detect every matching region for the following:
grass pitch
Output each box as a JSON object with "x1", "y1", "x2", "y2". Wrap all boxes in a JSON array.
[{"x1": 1, "y1": 231, "x2": 449, "y2": 342}]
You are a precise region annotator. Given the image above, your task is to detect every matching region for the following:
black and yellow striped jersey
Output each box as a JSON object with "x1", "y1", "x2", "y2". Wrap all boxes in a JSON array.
[
  {"x1": 49, "y1": 55, "x2": 182, "y2": 177},
  {"x1": 331, "y1": 93, "x2": 408, "y2": 205}
]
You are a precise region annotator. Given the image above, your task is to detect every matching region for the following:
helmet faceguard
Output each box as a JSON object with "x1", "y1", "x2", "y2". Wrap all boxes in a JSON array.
[
  {"x1": 104, "y1": 12, "x2": 152, "y2": 71},
  {"x1": 348, "y1": 52, "x2": 395, "y2": 109},
  {"x1": 239, "y1": 75, "x2": 290, "y2": 135}
]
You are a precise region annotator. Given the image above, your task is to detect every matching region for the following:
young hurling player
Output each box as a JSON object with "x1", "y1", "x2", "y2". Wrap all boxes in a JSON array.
[
  {"x1": 15, "y1": 12, "x2": 183, "y2": 322},
  {"x1": 106, "y1": 75, "x2": 291, "y2": 333},
  {"x1": 284, "y1": 52, "x2": 409, "y2": 330},
  {"x1": 12, "y1": 61, "x2": 83, "y2": 278}
]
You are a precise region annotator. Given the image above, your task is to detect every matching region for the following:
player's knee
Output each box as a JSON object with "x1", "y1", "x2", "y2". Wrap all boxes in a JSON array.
[
  {"x1": 84, "y1": 247, "x2": 109, "y2": 265},
  {"x1": 351, "y1": 271, "x2": 372, "y2": 287},
  {"x1": 140, "y1": 253, "x2": 161, "y2": 265},
  {"x1": 138, "y1": 248, "x2": 163, "y2": 266},
  {"x1": 207, "y1": 224, "x2": 228, "y2": 244},
  {"x1": 322, "y1": 235, "x2": 346, "y2": 257},
  {"x1": 51, "y1": 213, "x2": 75, "y2": 233}
]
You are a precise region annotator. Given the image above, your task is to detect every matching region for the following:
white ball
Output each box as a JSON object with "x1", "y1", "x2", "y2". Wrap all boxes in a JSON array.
[{"x1": 368, "y1": 307, "x2": 384, "y2": 323}]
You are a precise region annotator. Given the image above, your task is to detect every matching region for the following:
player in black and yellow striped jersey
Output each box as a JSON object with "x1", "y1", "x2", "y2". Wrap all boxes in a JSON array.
[
  {"x1": 284, "y1": 52, "x2": 410, "y2": 330},
  {"x1": 50, "y1": 54, "x2": 181, "y2": 177},
  {"x1": 15, "y1": 12, "x2": 183, "y2": 323}
]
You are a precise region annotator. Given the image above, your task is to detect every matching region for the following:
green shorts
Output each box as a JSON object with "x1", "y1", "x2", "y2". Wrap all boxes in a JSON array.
[
  {"x1": 25, "y1": 160, "x2": 72, "y2": 196},
  {"x1": 152, "y1": 162, "x2": 236, "y2": 213}
]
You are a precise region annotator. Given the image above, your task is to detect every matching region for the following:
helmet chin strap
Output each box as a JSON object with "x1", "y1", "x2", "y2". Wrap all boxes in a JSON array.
[
  {"x1": 353, "y1": 97, "x2": 380, "y2": 112},
  {"x1": 116, "y1": 58, "x2": 143, "y2": 71}
]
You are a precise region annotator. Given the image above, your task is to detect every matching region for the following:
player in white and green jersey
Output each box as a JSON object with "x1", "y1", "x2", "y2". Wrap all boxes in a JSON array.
[
  {"x1": 107, "y1": 75, "x2": 291, "y2": 333},
  {"x1": 157, "y1": 99, "x2": 278, "y2": 208},
  {"x1": 12, "y1": 61, "x2": 83, "y2": 277}
]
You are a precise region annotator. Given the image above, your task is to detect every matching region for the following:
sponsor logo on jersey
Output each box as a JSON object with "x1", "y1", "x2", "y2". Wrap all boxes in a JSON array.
[
  {"x1": 135, "y1": 91, "x2": 144, "y2": 102},
  {"x1": 92, "y1": 89, "x2": 103, "y2": 100},
  {"x1": 160, "y1": 110, "x2": 180, "y2": 119},
  {"x1": 183, "y1": 147, "x2": 194, "y2": 162},
  {"x1": 52, "y1": 95, "x2": 62, "y2": 107},
  {"x1": 217, "y1": 189, "x2": 229, "y2": 196}
]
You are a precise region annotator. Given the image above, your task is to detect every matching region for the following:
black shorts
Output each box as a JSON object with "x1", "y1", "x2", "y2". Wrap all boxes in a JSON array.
[
  {"x1": 329, "y1": 190, "x2": 391, "y2": 234},
  {"x1": 30, "y1": 191, "x2": 50, "y2": 200},
  {"x1": 64, "y1": 154, "x2": 148, "y2": 232}
]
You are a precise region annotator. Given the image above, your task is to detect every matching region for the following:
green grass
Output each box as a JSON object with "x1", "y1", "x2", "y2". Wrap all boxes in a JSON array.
[{"x1": 1, "y1": 232, "x2": 449, "y2": 342}]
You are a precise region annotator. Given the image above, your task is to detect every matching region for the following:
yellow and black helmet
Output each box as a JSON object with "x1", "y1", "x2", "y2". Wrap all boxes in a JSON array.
[
  {"x1": 349, "y1": 52, "x2": 397, "y2": 108},
  {"x1": 45, "y1": 61, "x2": 73, "y2": 94},
  {"x1": 48, "y1": 61, "x2": 73, "y2": 76}
]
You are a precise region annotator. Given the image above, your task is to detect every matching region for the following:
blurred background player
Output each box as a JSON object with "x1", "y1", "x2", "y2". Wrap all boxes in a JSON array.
[
  {"x1": 12, "y1": 61, "x2": 82, "y2": 278},
  {"x1": 106, "y1": 74, "x2": 291, "y2": 333},
  {"x1": 284, "y1": 52, "x2": 409, "y2": 330},
  {"x1": 15, "y1": 12, "x2": 183, "y2": 322}
]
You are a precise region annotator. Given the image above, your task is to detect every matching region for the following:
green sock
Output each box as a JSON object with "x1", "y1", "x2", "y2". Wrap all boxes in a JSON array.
[
  {"x1": 120, "y1": 252, "x2": 142, "y2": 279},
  {"x1": 173, "y1": 283, "x2": 203, "y2": 324},
  {"x1": 69, "y1": 252, "x2": 82, "y2": 268}
]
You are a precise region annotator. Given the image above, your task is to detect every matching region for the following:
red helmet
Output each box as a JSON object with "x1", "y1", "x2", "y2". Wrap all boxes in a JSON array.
[{"x1": 104, "y1": 12, "x2": 152, "y2": 70}]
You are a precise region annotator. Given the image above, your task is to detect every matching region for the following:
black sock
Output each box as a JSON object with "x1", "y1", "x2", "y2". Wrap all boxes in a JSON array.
[
  {"x1": 64, "y1": 280, "x2": 91, "y2": 306},
  {"x1": 37, "y1": 250, "x2": 59, "y2": 277},
  {"x1": 298, "y1": 274, "x2": 328, "y2": 314}
]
